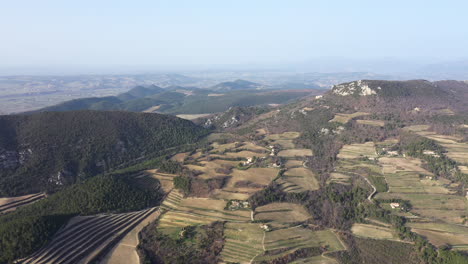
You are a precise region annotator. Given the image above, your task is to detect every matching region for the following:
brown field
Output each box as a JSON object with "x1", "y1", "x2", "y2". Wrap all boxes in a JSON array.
[
  {"x1": 330, "y1": 112, "x2": 370, "y2": 124},
  {"x1": 170, "y1": 152, "x2": 189, "y2": 162},
  {"x1": 265, "y1": 132, "x2": 301, "y2": 149},
  {"x1": 402, "y1": 125, "x2": 430, "y2": 132},
  {"x1": 285, "y1": 159, "x2": 304, "y2": 168},
  {"x1": 176, "y1": 113, "x2": 212, "y2": 120},
  {"x1": 210, "y1": 142, "x2": 238, "y2": 152},
  {"x1": 410, "y1": 228, "x2": 468, "y2": 248},
  {"x1": 238, "y1": 142, "x2": 268, "y2": 152},
  {"x1": 225, "y1": 150, "x2": 265, "y2": 158},
  {"x1": 257, "y1": 227, "x2": 345, "y2": 262},
  {"x1": 158, "y1": 197, "x2": 251, "y2": 231},
  {"x1": 212, "y1": 167, "x2": 279, "y2": 200},
  {"x1": 266, "y1": 132, "x2": 301, "y2": 140},
  {"x1": 0, "y1": 193, "x2": 45, "y2": 214},
  {"x1": 327, "y1": 172, "x2": 351, "y2": 185},
  {"x1": 351, "y1": 223, "x2": 398, "y2": 240},
  {"x1": 356, "y1": 119, "x2": 385, "y2": 127},
  {"x1": 459, "y1": 166, "x2": 468, "y2": 174},
  {"x1": 280, "y1": 168, "x2": 320, "y2": 192},
  {"x1": 278, "y1": 148, "x2": 313, "y2": 157},
  {"x1": 146, "y1": 169, "x2": 177, "y2": 193},
  {"x1": 337, "y1": 142, "x2": 377, "y2": 159},
  {"x1": 273, "y1": 139, "x2": 296, "y2": 149},
  {"x1": 254, "y1": 203, "x2": 310, "y2": 223},
  {"x1": 379, "y1": 157, "x2": 433, "y2": 175},
  {"x1": 185, "y1": 159, "x2": 239, "y2": 180},
  {"x1": 102, "y1": 209, "x2": 162, "y2": 264}
]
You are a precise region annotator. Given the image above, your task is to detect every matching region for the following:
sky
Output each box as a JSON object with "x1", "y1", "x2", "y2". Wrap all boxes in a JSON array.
[{"x1": 1, "y1": 0, "x2": 468, "y2": 73}]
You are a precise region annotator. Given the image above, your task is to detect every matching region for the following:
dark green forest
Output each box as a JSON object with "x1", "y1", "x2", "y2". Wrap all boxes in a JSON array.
[{"x1": 0, "y1": 110, "x2": 208, "y2": 196}]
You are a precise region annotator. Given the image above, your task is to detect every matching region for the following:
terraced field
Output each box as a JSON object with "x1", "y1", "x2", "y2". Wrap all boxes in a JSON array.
[
  {"x1": 337, "y1": 142, "x2": 377, "y2": 159},
  {"x1": 254, "y1": 203, "x2": 311, "y2": 223},
  {"x1": 356, "y1": 119, "x2": 385, "y2": 127},
  {"x1": 159, "y1": 196, "x2": 250, "y2": 233},
  {"x1": 326, "y1": 172, "x2": 351, "y2": 185},
  {"x1": 21, "y1": 207, "x2": 158, "y2": 264},
  {"x1": 376, "y1": 157, "x2": 466, "y2": 224},
  {"x1": 220, "y1": 223, "x2": 265, "y2": 264},
  {"x1": 256, "y1": 227, "x2": 345, "y2": 262},
  {"x1": 102, "y1": 209, "x2": 162, "y2": 264},
  {"x1": 403, "y1": 125, "x2": 468, "y2": 163},
  {"x1": 406, "y1": 222, "x2": 468, "y2": 250},
  {"x1": 330, "y1": 112, "x2": 370, "y2": 124},
  {"x1": 213, "y1": 167, "x2": 279, "y2": 200},
  {"x1": 278, "y1": 149, "x2": 313, "y2": 157},
  {"x1": 351, "y1": 223, "x2": 398, "y2": 240},
  {"x1": 265, "y1": 132, "x2": 301, "y2": 149},
  {"x1": 279, "y1": 167, "x2": 320, "y2": 192},
  {"x1": 146, "y1": 169, "x2": 177, "y2": 193},
  {"x1": 0, "y1": 193, "x2": 45, "y2": 214}
]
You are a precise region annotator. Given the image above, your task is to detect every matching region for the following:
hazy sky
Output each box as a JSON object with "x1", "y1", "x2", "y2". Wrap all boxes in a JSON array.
[{"x1": 1, "y1": 0, "x2": 468, "y2": 72}]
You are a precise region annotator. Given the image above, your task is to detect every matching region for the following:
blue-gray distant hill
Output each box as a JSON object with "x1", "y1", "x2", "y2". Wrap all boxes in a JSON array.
[{"x1": 36, "y1": 80, "x2": 324, "y2": 114}]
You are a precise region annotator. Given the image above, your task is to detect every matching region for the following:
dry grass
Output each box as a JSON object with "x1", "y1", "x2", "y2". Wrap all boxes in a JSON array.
[
  {"x1": 225, "y1": 150, "x2": 265, "y2": 158},
  {"x1": 278, "y1": 149, "x2": 313, "y2": 157},
  {"x1": 185, "y1": 159, "x2": 238, "y2": 180},
  {"x1": 103, "y1": 209, "x2": 162, "y2": 264},
  {"x1": 159, "y1": 197, "x2": 251, "y2": 231},
  {"x1": 212, "y1": 167, "x2": 279, "y2": 200},
  {"x1": 356, "y1": 119, "x2": 385, "y2": 127},
  {"x1": 262, "y1": 227, "x2": 345, "y2": 258},
  {"x1": 459, "y1": 165, "x2": 468, "y2": 174},
  {"x1": 285, "y1": 160, "x2": 304, "y2": 168},
  {"x1": 351, "y1": 223, "x2": 397, "y2": 240},
  {"x1": 146, "y1": 170, "x2": 177, "y2": 193},
  {"x1": 327, "y1": 172, "x2": 351, "y2": 185},
  {"x1": 379, "y1": 157, "x2": 433, "y2": 175},
  {"x1": 410, "y1": 228, "x2": 468, "y2": 248},
  {"x1": 266, "y1": 132, "x2": 301, "y2": 140},
  {"x1": 176, "y1": 114, "x2": 211, "y2": 120},
  {"x1": 210, "y1": 142, "x2": 238, "y2": 152},
  {"x1": 330, "y1": 112, "x2": 370, "y2": 124},
  {"x1": 280, "y1": 168, "x2": 320, "y2": 192},
  {"x1": 170, "y1": 152, "x2": 189, "y2": 162},
  {"x1": 337, "y1": 142, "x2": 377, "y2": 159},
  {"x1": 254, "y1": 203, "x2": 310, "y2": 223},
  {"x1": 238, "y1": 142, "x2": 268, "y2": 152}
]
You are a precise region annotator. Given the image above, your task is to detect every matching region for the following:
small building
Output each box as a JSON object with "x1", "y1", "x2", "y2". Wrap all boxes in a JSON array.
[{"x1": 390, "y1": 203, "x2": 400, "y2": 209}]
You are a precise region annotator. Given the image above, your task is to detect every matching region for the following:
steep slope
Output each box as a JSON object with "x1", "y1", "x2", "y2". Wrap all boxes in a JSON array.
[{"x1": 0, "y1": 111, "x2": 208, "y2": 196}]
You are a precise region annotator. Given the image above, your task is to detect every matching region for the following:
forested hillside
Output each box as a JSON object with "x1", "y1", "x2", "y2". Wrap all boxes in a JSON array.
[{"x1": 0, "y1": 111, "x2": 208, "y2": 196}]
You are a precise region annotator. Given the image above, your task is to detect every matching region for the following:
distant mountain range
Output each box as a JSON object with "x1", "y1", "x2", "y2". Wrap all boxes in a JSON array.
[{"x1": 35, "y1": 80, "x2": 324, "y2": 114}]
